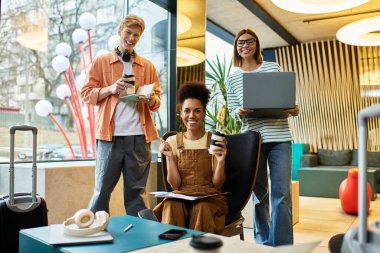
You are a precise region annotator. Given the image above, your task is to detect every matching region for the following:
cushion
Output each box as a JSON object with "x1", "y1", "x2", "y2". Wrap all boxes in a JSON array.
[
  {"x1": 301, "y1": 154, "x2": 318, "y2": 167},
  {"x1": 368, "y1": 152, "x2": 380, "y2": 167},
  {"x1": 350, "y1": 150, "x2": 380, "y2": 167},
  {"x1": 318, "y1": 149, "x2": 352, "y2": 166},
  {"x1": 351, "y1": 149, "x2": 358, "y2": 166}
]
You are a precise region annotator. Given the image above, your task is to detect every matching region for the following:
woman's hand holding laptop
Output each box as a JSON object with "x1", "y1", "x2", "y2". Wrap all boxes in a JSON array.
[
  {"x1": 237, "y1": 107, "x2": 254, "y2": 117},
  {"x1": 284, "y1": 105, "x2": 300, "y2": 116}
]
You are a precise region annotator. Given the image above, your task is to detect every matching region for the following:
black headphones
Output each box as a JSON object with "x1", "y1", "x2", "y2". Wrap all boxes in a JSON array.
[{"x1": 116, "y1": 46, "x2": 134, "y2": 62}]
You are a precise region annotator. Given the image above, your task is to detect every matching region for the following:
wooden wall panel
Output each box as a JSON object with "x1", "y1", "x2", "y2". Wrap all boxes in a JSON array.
[
  {"x1": 177, "y1": 63, "x2": 205, "y2": 89},
  {"x1": 276, "y1": 41, "x2": 380, "y2": 152}
]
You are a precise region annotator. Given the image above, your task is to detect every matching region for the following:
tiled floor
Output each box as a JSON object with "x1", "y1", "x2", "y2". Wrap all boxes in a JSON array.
[{"x1": 242, "y1": 194, "x2": 380, "y2": 252}]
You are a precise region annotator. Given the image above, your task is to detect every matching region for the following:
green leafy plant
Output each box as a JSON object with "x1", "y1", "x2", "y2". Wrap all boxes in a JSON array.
[
  {"x1": 206, "y1": 55, "x2": 241, "y2": 134},
  {"x1": 176, "y1": 112, "x2": 186, "y2": 132}
]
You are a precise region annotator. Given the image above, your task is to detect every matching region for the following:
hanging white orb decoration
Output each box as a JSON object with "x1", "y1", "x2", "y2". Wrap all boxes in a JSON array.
[
  {"x1": 35, "y1": 100, "x2": 53, "y2": 117},
  {"x1": 55, "y1": 43, "x2": 72, "y2": 57},
  {"x1": 108, "y1": 35, "x2": 120, "y2": 50},
  {"x1": 52, "y1": 55, "x2": 70, "y2": 73},
  {"x1": 72, "y1": 28, "x2": 88, "y2": 44},
  {"x1": 96, "y1": 49, "x2": 109, "y2": 58},
  {"x1": 56, "y1": 84, "x2": 71, "y2": 100},
  {"x1": 75, "y1": 74, "x2": 87, "y2": 91},
  {"x1": 79, "y1": 12, "x2": 96, "y2": 30}
]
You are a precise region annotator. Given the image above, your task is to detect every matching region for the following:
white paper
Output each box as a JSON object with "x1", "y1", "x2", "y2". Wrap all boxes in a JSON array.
[
  {"x1": 136, "y1": 83, "x2": 155, "y2": 96},
  {"x1": 149, "y1": 191, "x2": 227, "y2": 201},
  {"x1": 270, "y1": 241, "x2": 321, "y2": 253}
]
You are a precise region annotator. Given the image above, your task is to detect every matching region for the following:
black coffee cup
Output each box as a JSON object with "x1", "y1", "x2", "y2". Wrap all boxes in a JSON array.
[
  {"x1": 209, "y1": 131, "x2": 226, "y2": 155},
  {"x1": 123, "y1": 74, "x2": 135, "y2": 85}
]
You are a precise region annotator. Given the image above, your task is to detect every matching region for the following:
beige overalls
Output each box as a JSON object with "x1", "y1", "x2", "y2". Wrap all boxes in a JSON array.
[{"x1": 153, "y1": 132, "x2": 228, "y2": 234}]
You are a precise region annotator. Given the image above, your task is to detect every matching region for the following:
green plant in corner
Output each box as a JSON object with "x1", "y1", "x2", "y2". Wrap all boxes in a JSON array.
[{"x1": 206, "y1": 55, "x2": 241, "y2": 134}]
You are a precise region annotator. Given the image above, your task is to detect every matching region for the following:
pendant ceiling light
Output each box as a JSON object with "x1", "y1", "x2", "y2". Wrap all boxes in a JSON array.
[
  {"x1": 177, "y1": 13, "x2": 192, "y2": 35},
  {"x1": 271, "y1": 0, "x2": 370, "y2": 14},
  {"x1": 336, "y1": 16, "x2": 380, "y2": 46},
  {"x1": 177, "y1": 47, "x2": 205, "y2": 67}
]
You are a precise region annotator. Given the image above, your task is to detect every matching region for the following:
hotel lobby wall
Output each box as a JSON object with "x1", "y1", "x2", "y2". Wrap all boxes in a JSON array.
[{"x1": 275, "y1": 40, "x2": 380, "y2": 152}]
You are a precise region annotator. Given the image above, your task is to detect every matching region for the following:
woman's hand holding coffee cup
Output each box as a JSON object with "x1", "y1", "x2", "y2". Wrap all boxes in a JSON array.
[
  {"x1": 209, "y1": 132, "x2": 227, "y2": 160},
  {"x1": 212, "y1": 141, "x2": 227, "y2": 162}
]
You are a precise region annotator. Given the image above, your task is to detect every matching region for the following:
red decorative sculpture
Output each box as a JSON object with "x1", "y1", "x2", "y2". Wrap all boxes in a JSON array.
[{"x1": 339, "y1": 168, "x2": 372, "y2": 214}]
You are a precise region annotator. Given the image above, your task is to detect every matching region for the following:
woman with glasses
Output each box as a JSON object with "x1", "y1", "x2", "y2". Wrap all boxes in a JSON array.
[{"x1": 226, "y1": 28, "x2": 299, "y2": 246}]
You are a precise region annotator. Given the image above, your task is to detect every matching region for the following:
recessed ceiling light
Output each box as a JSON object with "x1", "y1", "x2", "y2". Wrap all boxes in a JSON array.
[
  {"x1": 336, "y1": 16, "x2": 380, "y2": 46},
  {"x1": 271, "y1": 0, "x2": 370, "y2": 14}
]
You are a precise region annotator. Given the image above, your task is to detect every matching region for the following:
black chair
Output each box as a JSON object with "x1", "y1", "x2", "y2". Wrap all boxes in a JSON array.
[{"x1": 159, "y1": 131, "x2": 261, "y2": 240}]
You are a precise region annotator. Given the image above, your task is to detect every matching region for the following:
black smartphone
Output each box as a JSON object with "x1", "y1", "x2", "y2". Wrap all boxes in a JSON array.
[{"x1": 158, "y1": 229, "x2": 187, "y2": 240}]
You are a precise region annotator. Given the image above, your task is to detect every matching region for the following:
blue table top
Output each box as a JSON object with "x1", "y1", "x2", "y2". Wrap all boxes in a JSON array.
[{"x1": 20, "y1": 215, "x2": 204, "y2": 253}]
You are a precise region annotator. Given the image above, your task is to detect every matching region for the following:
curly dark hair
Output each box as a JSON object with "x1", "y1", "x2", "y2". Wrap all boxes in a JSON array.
[{"x1": 178, "y1": 81, "x2": 211, "y2": 108}]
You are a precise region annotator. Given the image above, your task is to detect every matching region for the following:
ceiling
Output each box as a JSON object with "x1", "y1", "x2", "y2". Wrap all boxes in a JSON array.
[
  {"x1": 178, "y1": 0, "x2": 206, "y2": 52},
  {"x1": 207, "y1": 0, "x2": 380, "y2": 49}
]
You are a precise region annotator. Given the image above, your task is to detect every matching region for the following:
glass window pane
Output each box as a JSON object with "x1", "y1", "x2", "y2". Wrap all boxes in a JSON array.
[
  {"x1": 0, "y1": 0, "x2": 124, "y2": 163},
  {"x1": 128, "y1": 0, "x2": 170, "y2": 156},
  {"x1": 205, "y1": 31, "x2": 236, "y2": 132}
]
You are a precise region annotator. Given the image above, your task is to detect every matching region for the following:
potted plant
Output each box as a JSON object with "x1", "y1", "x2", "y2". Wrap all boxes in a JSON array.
[{"x1": 206, "y1": 55, "x2": 241, "y2": 134}]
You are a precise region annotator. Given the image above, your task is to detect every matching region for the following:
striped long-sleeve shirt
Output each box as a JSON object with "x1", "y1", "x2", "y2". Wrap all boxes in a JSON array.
[{"x1": 226, "y1": 61, "x2": 293, "y2": 143}]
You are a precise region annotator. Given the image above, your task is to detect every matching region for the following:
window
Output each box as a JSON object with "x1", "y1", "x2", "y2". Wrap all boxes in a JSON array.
[
  {"x1": 97, "y1": 6, "x2": 115, "y2": 24},
  {"x1": 0, "y1": 0, "x2": 124, "y2": 163},
  {"x1": 127, "y1": 0, "x2": 171, "y2": 156},
  {"x1": 0, "y1": 0, "x2": 174, "y2": 164},
  {"x1": 205, "y1": 31, "x2": 235, "y2": 132}
]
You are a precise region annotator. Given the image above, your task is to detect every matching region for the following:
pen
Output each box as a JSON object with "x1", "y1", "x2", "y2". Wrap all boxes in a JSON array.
[{"x1": 123, "y1": 224, "x2": 133, "y2": 232}]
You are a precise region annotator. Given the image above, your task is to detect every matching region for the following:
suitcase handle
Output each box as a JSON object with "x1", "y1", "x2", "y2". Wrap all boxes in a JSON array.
[
  {"x1": 9, "y1": 125, "x2": 38, "y2": 205},
  {"x1": 357, "y1": 105, "x2": 380, "y2": 244},
  {"x1": 10, "y1": 125, "x2": 38, "y2": 135}
]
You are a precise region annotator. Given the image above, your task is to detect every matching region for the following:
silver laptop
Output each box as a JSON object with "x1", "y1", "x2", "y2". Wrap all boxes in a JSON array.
[{"x1": 242, "y1": 72, "x2": 296, "y2": 118}]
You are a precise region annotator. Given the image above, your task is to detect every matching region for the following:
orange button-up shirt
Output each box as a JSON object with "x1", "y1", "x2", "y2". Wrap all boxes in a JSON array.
[{"x1": 81, "y1": 51, "x2": 161, "y2": 142}]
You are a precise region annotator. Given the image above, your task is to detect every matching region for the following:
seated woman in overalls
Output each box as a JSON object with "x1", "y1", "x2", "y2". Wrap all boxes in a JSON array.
[{"x1": 153, "y1": 81, "x2": 228, "y2": 234}]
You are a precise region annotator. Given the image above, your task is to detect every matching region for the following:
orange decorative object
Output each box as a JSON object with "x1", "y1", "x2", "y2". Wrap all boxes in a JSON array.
[{"x1": 339, "y1": 168, "x2": 372, "y2": 214}]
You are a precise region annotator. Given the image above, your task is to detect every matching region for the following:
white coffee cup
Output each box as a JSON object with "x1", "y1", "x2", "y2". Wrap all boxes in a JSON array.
[
  {"x1": 190, "y1": 235, "x2": 223, "y2": 253},
  {"x1": 209, "y1": 131, "x2": 226, "y2": 155}
]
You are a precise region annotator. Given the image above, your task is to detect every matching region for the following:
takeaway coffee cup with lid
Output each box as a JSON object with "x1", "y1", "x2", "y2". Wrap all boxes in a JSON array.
[
  {"x1": 123, "y1": 74, "x2": 135, "y2": 94},
  {"x1": 190, "y1": 235, "x2": 223, "y2": 253},
  {"x1": 209, "y1": 131, "x2": 226, "y2": 155}
]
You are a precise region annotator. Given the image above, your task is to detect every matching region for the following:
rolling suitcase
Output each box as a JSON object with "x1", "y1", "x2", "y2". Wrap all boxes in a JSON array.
[
  {"x1": 342, "y1": 105, "x2": 380, "y2": 252},
  {"x1": 0, "y1": 125, "x2": 48, "y2": 253}
]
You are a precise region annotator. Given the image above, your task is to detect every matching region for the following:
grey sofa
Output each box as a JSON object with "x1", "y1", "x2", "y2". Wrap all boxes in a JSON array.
[{"x1": 298, "y1": 149, "x2": 380, "y2": 200}]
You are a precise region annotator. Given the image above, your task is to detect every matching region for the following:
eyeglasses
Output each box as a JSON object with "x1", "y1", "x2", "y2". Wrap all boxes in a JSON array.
[{"x1": 236, "y1": 38, "x2": 256, "y2": 47}]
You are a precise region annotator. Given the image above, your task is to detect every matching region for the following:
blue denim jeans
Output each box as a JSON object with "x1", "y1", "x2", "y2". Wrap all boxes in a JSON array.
[
  {"x1": 88, "y1": 136, "x2": 151, "y2": 216},
  {"x1": 253, "y1": 141, "x2": 293, "y2": 246}
]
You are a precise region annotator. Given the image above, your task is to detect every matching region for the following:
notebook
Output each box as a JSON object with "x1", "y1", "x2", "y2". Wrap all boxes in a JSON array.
[
  {"x1": 120, "y1": 83, "x2": 155, "y2": 102},
  {"x1": 150, "y1": 191, "x2": 228, "y2": 201},
  {"x1": 242, "y1": 72, "x2": 296, "y2": 118},
  {"x1": 48, "y1": 224, "x2": 113, "y2": 246}
]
